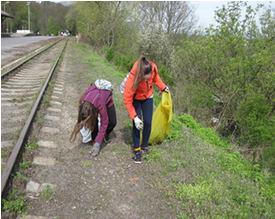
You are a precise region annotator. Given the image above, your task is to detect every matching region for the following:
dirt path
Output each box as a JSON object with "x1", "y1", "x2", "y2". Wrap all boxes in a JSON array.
[{"x1": 23, "y1": 40, "x2": 176, "y2": 218}]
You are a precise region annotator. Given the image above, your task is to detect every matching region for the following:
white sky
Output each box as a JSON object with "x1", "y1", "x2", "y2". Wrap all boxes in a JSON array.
[{"x1": 190, "y1": 1, "x2": 275, "y2": 29}]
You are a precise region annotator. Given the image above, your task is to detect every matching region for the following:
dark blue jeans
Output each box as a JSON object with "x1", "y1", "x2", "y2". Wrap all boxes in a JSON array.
[{"x1": 132, "y1": 98, "x2": 153, "y2": 149}]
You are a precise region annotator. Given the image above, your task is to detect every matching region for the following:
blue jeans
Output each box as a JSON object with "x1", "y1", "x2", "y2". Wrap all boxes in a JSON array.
[{"x1": 132, "y1": 98, "x2": 153, "y2": 149}]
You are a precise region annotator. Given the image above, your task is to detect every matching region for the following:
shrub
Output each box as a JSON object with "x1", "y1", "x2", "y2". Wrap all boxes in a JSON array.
[
  {"x1": 113, "y1": 53, "x2": 135, "y2": 71},
  {"x1": 103, "y1": 47, "x2": 114, "y2": 62},
  {"x1": 235, "y1": 93, "x2": 273, "y2": 148},
  {"x1": 158, "y1": 64, "x2": 174, "y2": 86},
  {"x1": 262, "y1": 145, "x2": 275, "y2": 172}
]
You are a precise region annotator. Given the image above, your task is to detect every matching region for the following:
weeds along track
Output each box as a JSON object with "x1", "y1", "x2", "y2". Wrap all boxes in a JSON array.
[{"x1": 1, "y1": 38, "x2": 68, "y2": 196}]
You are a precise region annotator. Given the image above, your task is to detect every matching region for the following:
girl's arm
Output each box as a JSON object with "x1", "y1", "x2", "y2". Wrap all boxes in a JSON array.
[{"x1": 94, "y1": 104, "x2": 109, "y2": 145}]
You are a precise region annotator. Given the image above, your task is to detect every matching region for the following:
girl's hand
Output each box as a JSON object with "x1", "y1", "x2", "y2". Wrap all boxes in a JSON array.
[
  {"x1": 134, "y1": 116, "x2": 143, "y2": 130},
  {"x1": 164, "y1": 86, "x2": 170, "y2": 93},
  {"x1": 89, "y1": 142, "x2": 101, "y2": 157}
]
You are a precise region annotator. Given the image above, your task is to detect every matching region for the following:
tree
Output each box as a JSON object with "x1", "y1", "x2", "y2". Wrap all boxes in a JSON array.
[
  {"x1": 137, "y1": 1, "x2": 195, "y2": 35},
  {"x1": 47, "y1": 16, "x2": 59, "y2": 35},
  {"x1": 173, "y1": 2, "x2": 274, "y2": 159},
  {"x1": 65, "y1": 4, "x2": 77, "y2": 35},
  {"x1": 6, "y1": 1, "x2": 68, "y2": 35}
]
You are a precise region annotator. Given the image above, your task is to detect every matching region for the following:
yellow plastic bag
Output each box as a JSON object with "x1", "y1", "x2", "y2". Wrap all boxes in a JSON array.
[{"x1": 149, "y1": 92, "x2": 173, "y2": 144}]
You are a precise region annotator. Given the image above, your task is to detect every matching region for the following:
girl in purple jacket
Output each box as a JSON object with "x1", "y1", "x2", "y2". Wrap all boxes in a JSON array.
[{"x1": 70, "y1": 79, "x2": 117, "y2": 156}]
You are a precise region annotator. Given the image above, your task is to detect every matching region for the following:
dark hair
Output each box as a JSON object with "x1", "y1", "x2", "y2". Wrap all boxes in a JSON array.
[
  {"x1": 133, "y1": 55, "x2": 152, "y2": 89},
  {"x1": 70, "y1": 101, "x2": 98, "y2": 142}
]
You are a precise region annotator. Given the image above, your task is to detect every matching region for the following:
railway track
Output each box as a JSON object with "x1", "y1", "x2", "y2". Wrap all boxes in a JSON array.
[{"x1": 1, "y1": 38, "x2": 68, "y2": 197}]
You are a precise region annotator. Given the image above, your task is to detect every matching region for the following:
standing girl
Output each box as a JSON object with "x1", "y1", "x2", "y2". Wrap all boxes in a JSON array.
[{"x1": 123, "y1": 56, "x2": 169, "y2": 163}]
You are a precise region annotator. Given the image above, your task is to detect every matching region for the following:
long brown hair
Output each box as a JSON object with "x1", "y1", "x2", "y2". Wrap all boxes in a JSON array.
[
  {"x1": 133, "y1": 55, "x2": 152, "y2": 89},
  {"x1": 70, "y1": 101, "x2": 98, "y2": 142}
]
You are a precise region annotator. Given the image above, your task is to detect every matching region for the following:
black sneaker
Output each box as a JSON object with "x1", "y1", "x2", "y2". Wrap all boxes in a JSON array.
[
  {"x1": 133, "y1": 152, "x2": 142, "y2": 164},
  {"x1": 141, "y1": 146, "x2": 149, "y2": 154}
]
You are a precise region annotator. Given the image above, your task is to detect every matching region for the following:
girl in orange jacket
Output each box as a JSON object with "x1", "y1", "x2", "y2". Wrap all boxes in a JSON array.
[{"x1": 123, "y1": 55, "x2": 169, "y2": 163}]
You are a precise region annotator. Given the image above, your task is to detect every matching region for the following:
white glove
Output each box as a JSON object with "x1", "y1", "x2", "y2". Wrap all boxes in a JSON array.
[
  {"x1": 80, "y1": 127, "x2": 92, "y2": 143},
  {"x1": 164, "y1": 86, "x2": 170, "y2": 93},
  {"x1": 134, "y1": 116, "x2": 143, "y2": 130},
  {"x1": 90, "y1": 142, "x2": 101, "y2": 157}
]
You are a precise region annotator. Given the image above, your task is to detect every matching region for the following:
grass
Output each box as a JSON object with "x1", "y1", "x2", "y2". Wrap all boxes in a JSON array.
[
  {"x1": 143, "y1": 148, "x2": 163, "y2": 161},
  {"x1": 164, "y1": 115, "x2": 274, "y2": 218},
  {"x1": 77, "y1": 43, "x2": 124, "y2": 80},
  {"x1": 178, "y1": 114, "x2": 230, "y2": 148},
  {"x1": 165, "y1": 159, "x2": 187, "y2": 172},
  {"x1": 19, "y1": 161, "x2": 31, "y2": 170},
  {"x1": 26, "y1": 142, "x2": 39, "y2": 151},
  {"x1": 175, "y1": 181, "x2": 212, "y2": 202},
  {"x1": 14, "y1": 172, "x2": 28, "y2": 183},
  {"x1": 167, "y1": 115, "x2": 185, "y2": 141},
  {"x1": 81, "y1": 160, "x2": 93, "y2": 168},
  {"x1": 2, "y1": 189, "x2": 26, "y2": 214},
  {"x1": 1, "y1": 147, "x2": 10, "y2": 160},
  {"x1": 140, "y1": 114, "x2": 275, "y2": 218},
  {"x1": 41, "y1": 185, "x2": 55, "y2": 201}
]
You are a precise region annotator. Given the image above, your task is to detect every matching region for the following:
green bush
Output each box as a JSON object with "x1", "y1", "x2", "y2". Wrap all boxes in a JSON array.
[
  {"x1": 235, "y1": 93, "x2": 273, "y2": 147},
  {"x1": 158, "y1": 65, "x2": 174, "y2": 86},
  {"x1": 262, "y1": 144, "x2": 275, "y2": 172},
  {"x1": 173, "y1": 2, "x2": 274, "y2": 169},
  {"x1": 178, "y1": 114, "x2": 200, "y2": 130},
  {"x1": 113, "y1": 53, "x2": 134, "y2": 71}
]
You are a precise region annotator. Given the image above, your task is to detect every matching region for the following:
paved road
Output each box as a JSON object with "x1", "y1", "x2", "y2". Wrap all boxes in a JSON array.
[
  {"x1": 1, "y1": 36, "x2": 57, "y2": 66},
  {"x1": 1, "y1": 36, "x2": 55, "y2": 51}
]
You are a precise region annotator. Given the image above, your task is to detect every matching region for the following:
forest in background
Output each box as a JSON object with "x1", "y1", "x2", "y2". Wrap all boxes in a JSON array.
[
  {"x1": 2, "y1": 1, "x2": 68, "y2": 35},
  {"x1": 2, "y1": 1, "x2": 275, "y2": 170}
]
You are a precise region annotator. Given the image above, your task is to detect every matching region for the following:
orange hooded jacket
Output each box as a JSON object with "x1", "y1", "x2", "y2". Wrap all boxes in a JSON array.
[{"x1": 123, "y1": 60, "x2": 166, "y2": 120}]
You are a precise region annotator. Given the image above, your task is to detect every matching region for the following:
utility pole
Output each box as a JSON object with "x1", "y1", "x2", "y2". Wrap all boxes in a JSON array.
[
  {"x1": 3, "y1": 1, "x2": 9, "y2": 11},
  {"x1": 4, "y1": 2, "x2": 10, "y2": 33},
  {"x1": 27, "y1": 2, "x2": 31, "y2": 32}
]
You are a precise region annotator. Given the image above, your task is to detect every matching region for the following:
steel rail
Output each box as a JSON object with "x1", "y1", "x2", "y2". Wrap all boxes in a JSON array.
[
  {"x1": 1, "y1": 39, "x2": 68, "y2": 197},
  {"x1": 1, "y1": 38, "x2": 63, "y2": 78}
]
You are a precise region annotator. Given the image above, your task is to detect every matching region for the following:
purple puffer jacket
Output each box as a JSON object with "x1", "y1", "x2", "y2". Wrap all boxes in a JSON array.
[{"x1": 81, "y1": 84, "x2": 114, "y2": 144}]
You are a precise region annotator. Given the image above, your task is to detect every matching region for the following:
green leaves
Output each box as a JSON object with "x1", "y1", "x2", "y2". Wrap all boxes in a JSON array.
[
  {"x1": 3, "y1": 190, "x2": 26, "y2": 214},
  {"x1": 235, "y1": 93, "x2": 273, "y2": 147},
  {"x1": 173, "y1": 2, "x2": 274, "y2": 170}
]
